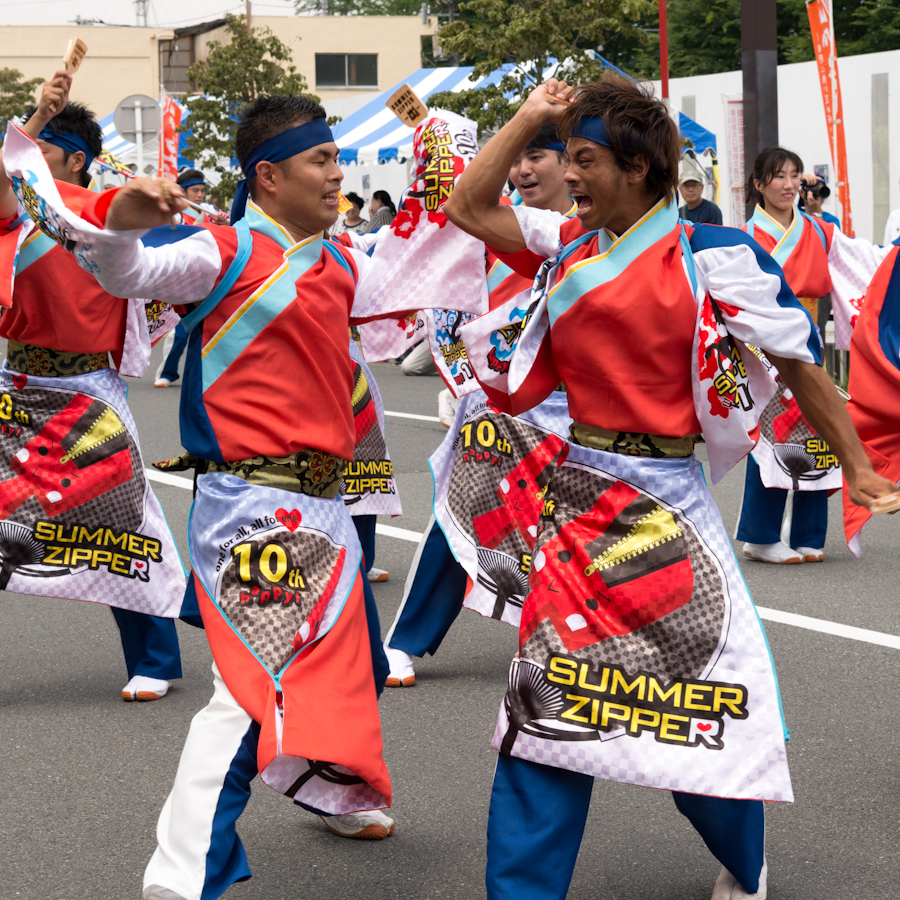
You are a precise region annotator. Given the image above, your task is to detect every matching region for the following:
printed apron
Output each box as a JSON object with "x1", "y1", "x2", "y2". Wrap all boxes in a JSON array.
[
  {"x1": 189, "y1": 472, "x2": 391, "y2": 813},
  {"x1": 429, "y1": 390, "x2": 571, "y2": 626},
  {"x1": 0, "y1": 364, "x2": 185, "y2": 614},
  {"x1": 495, "y1": 442, "x2": 793, "y2": 802},
  {"x1": 342, "y1": 340, "x2": 401, "y2": 517}
]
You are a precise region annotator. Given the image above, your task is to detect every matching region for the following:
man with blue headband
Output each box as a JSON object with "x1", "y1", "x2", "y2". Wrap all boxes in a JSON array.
[
  {"x1": 444, "y1": 75, "x2": 898, "y2": 900},
  {"x1": 0, "y1": 71, "x2": 185, "y2": 703},
  {"x1": 16, "y1": 92, "x2": 485, "y2": 899}
]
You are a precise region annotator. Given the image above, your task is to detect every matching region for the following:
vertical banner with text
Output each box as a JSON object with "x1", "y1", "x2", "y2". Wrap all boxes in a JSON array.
[
  {"x1": 807, "y1": 0, "x2": 853, "y2": 235},
  {"x1": 157, "y1": 92, "x2": 182, "y2": 182}
]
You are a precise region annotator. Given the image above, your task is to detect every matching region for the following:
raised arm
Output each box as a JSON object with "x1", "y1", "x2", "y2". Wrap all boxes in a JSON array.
[
  {"x1": 84, "y1": 179, "x2": 225, "y2": 303},
  {"x1": 443, "y1": 79, "x2": 573, "y2": 254},
  {"x1": 0, "y1": 70, "x2": 73, "y2": 219}
]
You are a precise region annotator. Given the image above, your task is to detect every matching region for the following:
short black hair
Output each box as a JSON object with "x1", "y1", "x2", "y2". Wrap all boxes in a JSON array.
[
  {"x1": 345, "y1": 191, "x2": 364, "y2": 210},
  {"x1": 526, "y1": 124, "x2": 564, "y2": 155},
  {"x1": 177, "y1": 168, "x2": 205, "y2": 186},
  {"x1": 24, "y1": 100, "x2": 102, "y2": 188},
  {"x1": 234, "y1": 94, "x2": 327, "y2": 174}
]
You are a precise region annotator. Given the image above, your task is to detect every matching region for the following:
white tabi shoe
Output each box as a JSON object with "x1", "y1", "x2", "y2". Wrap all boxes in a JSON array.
[
  {"x1": 384, "y1": 645, "x2": 415, "y2": 687},
  {"x1": 153, "y1": 378, "x2": 172, "y2": 388},
  {"x1": 710, "y1": 860, "x2": 767, "y2": 900},
  {"x1": 742, "y1": 541, "x2": 802, "y2": 564},
  {"x1": 795, "y1": 546, "x2": 825, "y2": 562},
  {"x1": 367, "y1": 566, "x2": 390, "y2": 583},
  {"x1": 319, "y1": 808, "x2": 395, "y2": 840},
  {"x1": 143, "y1": 886, "x2": 187, "y2": 900},
  {"x1": 122, "y1": 675, "x2": 170, "y2": 702}
]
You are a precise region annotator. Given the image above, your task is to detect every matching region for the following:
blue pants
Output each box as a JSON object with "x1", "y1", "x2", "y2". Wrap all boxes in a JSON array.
[
  {"x1": 486, "y1": 754, "x2": 765, "y2": 900},
  {"x1": 353, "y1": 514, "x2": 377, "y2": 573},
  {"x1": 385, "y1": 517, "x2": 469, "y2": 658},
  {"x1": 736, "y1": 455, "x2": 828, "y2": 548},
  {"x1": 110, "y1": 606, "x2": 182, "y2": 681},
  {"x1": 145, "y1": 566, "x2": 387, "y2": 900},
  {"x1": 159, "y1": 322, "x2": 189, "y2": 384}
]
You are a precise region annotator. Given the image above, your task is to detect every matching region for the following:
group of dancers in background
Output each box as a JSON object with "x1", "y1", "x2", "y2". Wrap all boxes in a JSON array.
[{"x1": 1, "y1": 63, "x2": 898, "y2": 900}]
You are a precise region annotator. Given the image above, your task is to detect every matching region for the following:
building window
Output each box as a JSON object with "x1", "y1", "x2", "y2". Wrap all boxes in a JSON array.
[
  {"x1": 160, "y1": 37, "x2": 194, "y2": 94},
  {"x1": 315, "y1": 54, "x2": 377, "y2": 89}
]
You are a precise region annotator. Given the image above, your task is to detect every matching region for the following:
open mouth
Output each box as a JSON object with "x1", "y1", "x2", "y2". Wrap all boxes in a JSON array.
[
  {"x1": 573, "y1": 194, "x2": 593, "y2": 215},
  {"x1": 323, "y1": 191, "x2": 339, "y2": 208},
  {"x1": 520, "y1": 181, "x2": 539, "y2": 191}
]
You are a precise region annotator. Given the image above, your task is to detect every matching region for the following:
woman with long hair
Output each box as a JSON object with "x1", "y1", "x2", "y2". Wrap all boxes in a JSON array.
[{"x1": 736, "y1": 147, "x2": 887, "y2": 564}]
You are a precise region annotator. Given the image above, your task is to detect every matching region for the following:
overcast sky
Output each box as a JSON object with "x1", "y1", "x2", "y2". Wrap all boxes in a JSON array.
[{"x1": 0, "y1": 0, "x2": 296, "y2": 29}]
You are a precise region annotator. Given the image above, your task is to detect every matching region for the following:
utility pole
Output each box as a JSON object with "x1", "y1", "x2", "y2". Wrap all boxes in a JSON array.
[
  {"x1": 741, "y1": 0, "x2": 778, "y2": 185},
  {"x1": 134, "y1": 0, "x2": 149, "y2": 27},
  {"x1": 246, "y1": 0, "x2": 252, "y2": 32}
]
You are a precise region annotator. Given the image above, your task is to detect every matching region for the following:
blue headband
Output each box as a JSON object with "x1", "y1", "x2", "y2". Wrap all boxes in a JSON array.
[
  {"x1": 230, "y1": 118, "x2": 335, "y2": 223},
  {"x1": 178, "y1": 177, "x2": 205, "y2": 189},
  {"x1": 38, "y1": 127, "x2": 96, "y2": 171},
  {"x1": 568, "y1": 116, "x2": 616, "y2": 150}
]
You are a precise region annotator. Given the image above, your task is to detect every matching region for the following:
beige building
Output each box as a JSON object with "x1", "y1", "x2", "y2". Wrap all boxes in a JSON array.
[{"x1": 0, "y1": 15, "x2": 437, "y2": 118}]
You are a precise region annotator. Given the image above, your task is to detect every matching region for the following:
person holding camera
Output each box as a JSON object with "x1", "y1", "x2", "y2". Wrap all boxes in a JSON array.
[{"x1": 800, "y1": 174, "x2": 841, "y2": 229}]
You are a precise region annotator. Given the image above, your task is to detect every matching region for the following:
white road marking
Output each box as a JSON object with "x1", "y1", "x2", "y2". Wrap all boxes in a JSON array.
[
  {"x1": 374, "y1": 522, "x2": 423, "y2": 543},
  {"x1": 144, "y1": 468, "x2": 900, "y2": 650},
  {"x1": 755, "y1": 606, "x2": 900, "y2": 651},
  {"x1": 383, "y1": 410, "x2": 442, "y2": 423},
  {"x1": 145, "y1": 469, "x2": 194, "y2": 489}
]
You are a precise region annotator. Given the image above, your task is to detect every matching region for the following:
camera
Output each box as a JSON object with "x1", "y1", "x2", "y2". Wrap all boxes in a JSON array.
[{"x1": 803, "y1": 181, "x2": 830, "y2": 201}]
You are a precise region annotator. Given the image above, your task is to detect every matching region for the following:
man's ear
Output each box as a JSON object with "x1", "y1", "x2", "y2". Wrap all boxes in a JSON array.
[
  {"x1": 626, "y1": 154, "x2": 651, "y2": 186},
  {"x1": 67, "y1": 150, "x2": 86, "y2": 175},
  {"x1": 254, "y1": 160, "x2": 280, "y2": 199}
]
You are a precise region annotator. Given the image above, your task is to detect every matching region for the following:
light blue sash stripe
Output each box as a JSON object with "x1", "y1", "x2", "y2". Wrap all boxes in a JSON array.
[
  {"x1": 201, "y1": 234, "x2": 324, "y2": 393},
  {"x1": 487, "y1": 259, "x2": 514, "y2": 294},
  {"x1": 15, "y1": 230, "x2": 55, "y2": 273},
  {"x1": 547, "y1": 201, "x2": 677, "y2": 328},
  {"x1": 750, "y1": 206, "x2": 804, "y2": 269}
]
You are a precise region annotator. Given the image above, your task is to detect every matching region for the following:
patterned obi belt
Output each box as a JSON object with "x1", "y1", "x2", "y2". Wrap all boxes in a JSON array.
[
  {"x1": 6, "y1": 341, "x2": 111, "y2": 377},
  {"x1": 569, "y1": 421, "x2": 698, "y2": 459},
  {"x1": 155, "y1": 448, "x2": 349, "y2": 498}
]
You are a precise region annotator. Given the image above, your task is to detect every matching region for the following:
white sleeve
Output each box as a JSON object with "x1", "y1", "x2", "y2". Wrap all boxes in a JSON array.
[
  {"x1": 340, "y1": 229, "x2": 386, "y2": 254},
  {"x1": 828, "y1": 226, "x2": 891, "y2": 304},
  {"x1": 693, "y1": 240, "x2": 819, "y2": 363},
  {"x1": 511, "y1": 206, "x2": 566, "y2": 259},
  {"x1": 84, "y1": 228, "x2": 224, "y2": 303}
]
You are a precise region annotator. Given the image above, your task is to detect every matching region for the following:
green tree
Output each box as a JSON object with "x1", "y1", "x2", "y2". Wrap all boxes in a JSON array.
[
  {"x1": 426, "y1": 0, "x2": 653, "y2": 135},
  {"x1": 183, "y1": 14, "x2": 320, "y2": 207},
  {"x1": 0, "y1": 68, "x2": 43, "y2": 136},
  {"x1": 623, "y1": 0, "x2": 900, "y2": 80}
]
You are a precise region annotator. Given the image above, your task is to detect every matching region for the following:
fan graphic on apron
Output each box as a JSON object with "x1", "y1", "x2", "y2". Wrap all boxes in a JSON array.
[
  {"x1": 447, "y1": 412, "x2": 565, "y2": 621},
  {"x1": 504, "y1": 465, "x2": 727, "y2": 750},
  {"x1": 761, "y1": 381, "x2": 832, "y2": 489}
]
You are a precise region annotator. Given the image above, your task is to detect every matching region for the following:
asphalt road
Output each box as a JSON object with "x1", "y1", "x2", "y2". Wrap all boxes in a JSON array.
[{"x1": 1, "y1": 350, "x2": 898, "y2": 900}]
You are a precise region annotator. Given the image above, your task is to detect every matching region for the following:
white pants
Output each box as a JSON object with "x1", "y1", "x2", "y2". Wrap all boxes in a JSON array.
[
  {"x1": 144, "y1": 663, "x2": 256, "y2": 900},
  {"x1": 400, "y1": 339, "x2": 437, "y2": 375}
]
